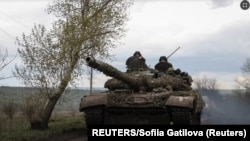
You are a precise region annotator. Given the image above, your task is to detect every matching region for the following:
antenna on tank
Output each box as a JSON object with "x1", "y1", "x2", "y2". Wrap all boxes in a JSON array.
[{"x1": 167, "y1": 46, "x2": 181, "y2": 59}]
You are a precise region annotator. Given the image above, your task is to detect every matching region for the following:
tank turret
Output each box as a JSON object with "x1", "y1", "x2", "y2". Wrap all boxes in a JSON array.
[
  {"x1": 80, "y1": 56, "x2": 205, "y2": 125},
  {"x1": 85, "y1": 57, "x2": 192, "y2": 92}
]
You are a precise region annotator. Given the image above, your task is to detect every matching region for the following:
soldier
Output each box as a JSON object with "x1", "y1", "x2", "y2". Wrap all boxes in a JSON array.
[
  {"x1": 126, "y1": 51, "x2": 148, "y2": 71},
  {"x1": 154, "y1": 56, "x2": 173, "y2": 73}
]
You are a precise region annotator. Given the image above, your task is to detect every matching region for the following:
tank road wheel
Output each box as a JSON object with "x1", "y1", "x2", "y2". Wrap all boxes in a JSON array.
[
  {"x1": 191, "y1": 112, "x2": 201, "y2": 125},
  {"x1": 83, "y1": 106, "x2": 104, "y2": 126},
  {"x1": 170, "y1": 107, "x2": 195, "y2": 125}
]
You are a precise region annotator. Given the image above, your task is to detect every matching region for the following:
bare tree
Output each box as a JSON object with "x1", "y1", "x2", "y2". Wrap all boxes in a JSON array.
[
  {"x1": 0, "y1": 47, "x2": 15, "y2": 119},
  {"x1": 0, "y1": 47, "x2": 13, "y2": 80},
  {"x1": 235, "y1": 58, "x2": 250, "y2": 90},
  {"x1": 234, "y1": 58, "x2": 250, "y2": 101},
  {"x1": 193, "y1": 75, "x2": 221, "y2": 106},
  {"x1": 193, "y1": 75, "x2": 218, "y2": 91},
  {"x1": 14, "y1": 0, "x2": 133, "y2": 129}
]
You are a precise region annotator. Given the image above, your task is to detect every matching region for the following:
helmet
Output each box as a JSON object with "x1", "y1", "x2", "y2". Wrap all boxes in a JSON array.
[
  {"x1": 159, "y1": 56, "x2": 168, "y2": 62},
  {"x1": 167, "y1": 67, "x2": 174, "y2": 75},
  {"x1": 133, "y1": 51, "x2": 141, "y2": 56},
  {"x1": 175, "y1": 68, "x2": 181, "y2": 74}
]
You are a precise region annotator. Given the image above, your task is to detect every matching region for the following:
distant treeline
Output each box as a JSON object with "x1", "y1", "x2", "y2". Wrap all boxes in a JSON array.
[{"x1": 0, "y1": 86, "x2": 104, "y2": 112}]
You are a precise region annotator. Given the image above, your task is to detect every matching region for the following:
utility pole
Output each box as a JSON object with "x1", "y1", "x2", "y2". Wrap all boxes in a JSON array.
[
  {"x1": 81, "y1": 0, "x2": 93, "y2": 94},
  {"x1": 90, "y1": 60, "x2": 93, "y2": 94}
]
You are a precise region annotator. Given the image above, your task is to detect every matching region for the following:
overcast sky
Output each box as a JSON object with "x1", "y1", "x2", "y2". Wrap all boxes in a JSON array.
[{"x1": 0, "y1": 0, "x2": 249, "y2": 89}]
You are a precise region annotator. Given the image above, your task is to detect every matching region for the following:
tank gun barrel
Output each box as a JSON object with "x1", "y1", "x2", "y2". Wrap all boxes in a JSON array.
[{"x1": 86, "y1": 57, "x2": 143, "y2": 90}]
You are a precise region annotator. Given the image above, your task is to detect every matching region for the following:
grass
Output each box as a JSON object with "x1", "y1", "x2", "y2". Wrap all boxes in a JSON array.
[
  {"x1": 0, "y1": 113, "x2": 86, "y2": 141},
  {"x1": 0, "y1": 86, "x2": 90, "y2": 141}
]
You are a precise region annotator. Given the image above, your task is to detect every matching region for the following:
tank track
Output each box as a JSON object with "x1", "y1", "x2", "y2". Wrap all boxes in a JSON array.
[
  {"x1": 169, "y1": 107, "x2": 200, "y2": 125},
  {"x1": 102, "y1": 107, "x2": 171, "y2": 125},
  {"x1": 84, "y1": 106, "x2": 104, "y2": 125},
  {"x1": 83, "y1": 106, "x2": 201, "y2": 125}
]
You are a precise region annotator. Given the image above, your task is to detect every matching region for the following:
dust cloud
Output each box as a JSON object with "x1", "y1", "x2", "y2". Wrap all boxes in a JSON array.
[{"x1": 200, "y1": 90, "x2": 250, "y2": 125}]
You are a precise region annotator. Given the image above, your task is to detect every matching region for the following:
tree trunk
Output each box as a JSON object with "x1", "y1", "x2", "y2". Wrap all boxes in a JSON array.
[
  {"x1": 31, "y1": 52, "x2": 80, "y2": 130},
  {"x1": 31, "y1": 98, "x2": 59, "y2": 130}
]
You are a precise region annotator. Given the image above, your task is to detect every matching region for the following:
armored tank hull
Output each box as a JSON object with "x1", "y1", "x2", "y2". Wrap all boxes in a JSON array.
[
  {"x1": 79, "y1": 57, "x2": 205, "y2": 125},
  {"x1": 80, "y1": 89, "x2": 204, "y2": 125}
]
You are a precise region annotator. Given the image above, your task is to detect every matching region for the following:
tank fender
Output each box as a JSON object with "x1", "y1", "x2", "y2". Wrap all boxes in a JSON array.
[
  {"x1": 80, "y1": 94, "x2": 107, "y2": 110},
  {"x1": 166, "y1": 96, "x2": 194, "y2": 108}
]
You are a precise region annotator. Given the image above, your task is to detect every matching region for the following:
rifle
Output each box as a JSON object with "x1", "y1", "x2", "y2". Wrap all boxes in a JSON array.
[{"x1": 167, "y1": 46, "x2": 180, "y2": 59}]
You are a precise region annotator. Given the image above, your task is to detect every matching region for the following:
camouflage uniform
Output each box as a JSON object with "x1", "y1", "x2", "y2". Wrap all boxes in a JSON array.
[
  {"x1": 155, "y1": 56, "x2": 173, "y2": 72},
  {"x1": 155, "y1": 62, "x2": 173, "y2": 72},
  {"x1": 126, "y1": 51, "x2": 148, "y2": 71},
  {"x1": 126, "y1": 56, "x2": 147, "y2": 70}
]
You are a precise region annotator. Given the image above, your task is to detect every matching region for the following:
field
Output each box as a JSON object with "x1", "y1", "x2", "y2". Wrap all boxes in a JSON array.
[
  {"x1": 1, "y1": 86, "x2": 250, "y2": 140},
  {"x1": 0, "y1": 86, "x2": 97, "y2": 141},
  {"x1": 0, "y1": 114, "x2": 86, "y2": 141}
]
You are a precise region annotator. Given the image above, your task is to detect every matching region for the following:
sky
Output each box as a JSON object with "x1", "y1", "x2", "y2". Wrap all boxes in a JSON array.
[{"x1": 0, "y1": 0, "x2": 250, "y2": 89}]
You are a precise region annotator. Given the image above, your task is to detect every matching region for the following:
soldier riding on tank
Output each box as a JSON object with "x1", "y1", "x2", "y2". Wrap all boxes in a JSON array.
[
  {"x1": 155, "y1": 56, "x2": 173, "y2": 73},
  {"x1": 126, "y1": 51, "x2": 148, "y2": 72}
]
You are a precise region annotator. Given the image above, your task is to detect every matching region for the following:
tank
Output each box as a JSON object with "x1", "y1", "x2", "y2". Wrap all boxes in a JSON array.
[{"x1": 79, "y1": 57, "x2": 205, "y2": 125}]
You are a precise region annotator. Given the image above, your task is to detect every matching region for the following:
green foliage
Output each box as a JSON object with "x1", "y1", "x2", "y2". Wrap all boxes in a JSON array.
[
  {"x1": 14, "y1": 0, "x2": 133, "y2": 129},
  {"x1": 15, "y1": 0, "x2": 134, "y2": 90}
]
